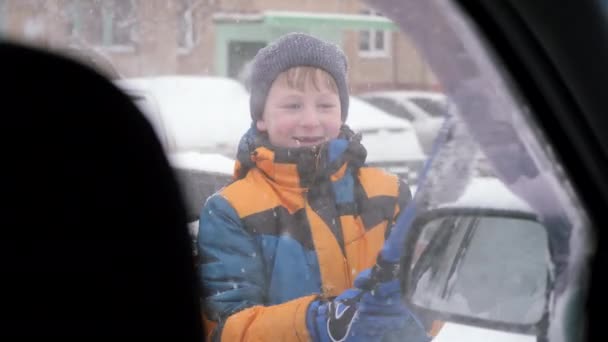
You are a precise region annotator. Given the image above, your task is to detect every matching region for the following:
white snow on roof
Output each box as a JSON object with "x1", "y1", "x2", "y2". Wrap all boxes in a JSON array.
[
  {"x1": 168, "y1": 151, "x2": 234, "y2": 175},
  {"x1": 440, "y1": 177, "x2": 534, "y2": 213},
  {"x1": 116, "y1": 76, "x2": 251, "y2": 153}
]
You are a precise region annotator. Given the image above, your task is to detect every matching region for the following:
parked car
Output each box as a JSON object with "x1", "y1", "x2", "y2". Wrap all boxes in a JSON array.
[
  {"x1": 359, "y1": 91, "x2": 448, "y2": 154},
  {"x1": 115, "y1": 76, "x2": 251, "y2": 157},
  {"x1": 117, "y1": 82, "x2": 234, "y2": 222},
  {"x1": 348, "y1": 96, "x2": 427, "y2": 184},
  {"x1": 168, "y1": 151, "x2": 234, "y2": 254},
  {"x1": 116, "y1": 76, "x2": 427, "y2": 185}
]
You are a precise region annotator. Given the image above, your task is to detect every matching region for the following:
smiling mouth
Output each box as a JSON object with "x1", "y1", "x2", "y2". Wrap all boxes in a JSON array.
[{"x1": 293, "y1": 136, "x2": 325, "y2": 145}]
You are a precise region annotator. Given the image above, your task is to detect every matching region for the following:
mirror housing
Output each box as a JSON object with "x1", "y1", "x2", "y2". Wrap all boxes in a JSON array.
[{"x1": 401, "y1": 207, "x2": 553, "y2": 336}]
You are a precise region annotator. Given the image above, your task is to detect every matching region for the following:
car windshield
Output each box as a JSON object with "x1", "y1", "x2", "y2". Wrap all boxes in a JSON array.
[
  {"x1": 1, "y1": 1, "x2": 591, "y2": 341},
  {"x1": 364, "y1": 97, "x2": 417, "y2": 121},
  {"x1": 409, "y1": 97, "x2": 448, "y2": 118}
]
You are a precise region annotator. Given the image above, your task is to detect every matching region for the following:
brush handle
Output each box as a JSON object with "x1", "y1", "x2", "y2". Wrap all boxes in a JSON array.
[{"x1": 378, "y1": 114, "x2": 456, "y2": 265}]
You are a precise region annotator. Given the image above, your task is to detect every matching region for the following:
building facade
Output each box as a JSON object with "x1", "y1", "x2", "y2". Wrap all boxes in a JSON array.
[{"x1": 0, "y1": 0, "x2": 439, "y2": 92}]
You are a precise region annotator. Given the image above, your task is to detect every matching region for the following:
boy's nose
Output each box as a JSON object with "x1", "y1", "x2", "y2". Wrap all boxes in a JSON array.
[{"x1": 300, "y1": 107, "x2": 322, "y2": 127}]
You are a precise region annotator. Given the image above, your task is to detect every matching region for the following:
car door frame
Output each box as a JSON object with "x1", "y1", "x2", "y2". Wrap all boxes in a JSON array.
[
  {"x1": 450, "y1": 2, "x2": 608, "y2": 340},
  {"x1": 366, "y1": 0, "x2": 607, "y2": 340}
]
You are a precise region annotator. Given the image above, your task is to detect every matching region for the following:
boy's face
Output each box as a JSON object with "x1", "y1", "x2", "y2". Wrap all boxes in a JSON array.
[{"x1": 256, "y1": 70, "x2": 342, "y2": 148}]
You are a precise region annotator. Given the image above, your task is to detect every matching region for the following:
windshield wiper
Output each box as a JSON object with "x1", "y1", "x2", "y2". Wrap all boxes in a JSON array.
[{"x1": 440, "y1": 217, "x2": 479, "y2": 299}]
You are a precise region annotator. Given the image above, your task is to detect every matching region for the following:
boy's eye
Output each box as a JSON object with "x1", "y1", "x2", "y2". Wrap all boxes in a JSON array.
[
  {"x1": 318, "y1": 103, "x2": 336, "y2": 109},
  {"x1": 282, "y1": 103, "x2": 302, "y2": 110}
]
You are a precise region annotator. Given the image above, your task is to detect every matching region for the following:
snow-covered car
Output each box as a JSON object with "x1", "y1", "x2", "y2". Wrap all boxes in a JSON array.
[
  {"x1": 438, "y1": 176, "x2": 533, "y2": 212},
  {"x1": 348, "y1": 97, "x2": 426, "y2": 184},
  {"x1": 116, "y1": 76, "x2": 427, "y2": 185},
  {"x1": 168, "y1": 152, "x2": 234, "y2": 253},
  {"x1": 168, "y1": 151, "x2": 234, "y2": 221},
  {"x1": 359, "y1": 91, "x2": 448, "y2": 154},
  {"x1": 406, "y1": 177, "x2": 546, "y2": 342},
  {"x1": 117, "y1": 82, "x2": 234, "y2": 225},
  {"x1": 115, "y1": 76, "x2": 251, "y2": 157},
  {"x1": 123, "y1": 85, "x2": 234, "y2": 253}
]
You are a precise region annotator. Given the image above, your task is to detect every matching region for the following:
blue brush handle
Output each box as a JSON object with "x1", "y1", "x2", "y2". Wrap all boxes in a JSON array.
[{"x1": 378, "y1": 115, "x2": 455, "y2": 265}]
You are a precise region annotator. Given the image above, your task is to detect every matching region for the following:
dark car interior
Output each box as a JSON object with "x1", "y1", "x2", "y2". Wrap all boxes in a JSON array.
[{"x1": 2, "y1": 41, "x2": 203, "y2": 339}]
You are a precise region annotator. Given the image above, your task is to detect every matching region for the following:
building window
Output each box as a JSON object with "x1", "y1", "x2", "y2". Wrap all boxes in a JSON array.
[
  {"x1": 358, "y1": 9, "x2": 391, "y2": 57},
  {"x1": 68, "y1": 0, "x2": 137, "y2": 51},
  {"x1": 177, "y1": 0, "x2": 199, "y2": 53}
]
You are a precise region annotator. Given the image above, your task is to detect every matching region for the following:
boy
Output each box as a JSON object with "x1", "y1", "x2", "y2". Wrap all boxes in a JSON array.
[{"x1": 198, "y1": 33, "x2": 429, "y2": 342}]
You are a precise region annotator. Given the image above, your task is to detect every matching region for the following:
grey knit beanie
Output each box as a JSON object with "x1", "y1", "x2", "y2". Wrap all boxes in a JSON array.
[{"x1": 249, "y1": 32, "x2": 349, "y2": 122}]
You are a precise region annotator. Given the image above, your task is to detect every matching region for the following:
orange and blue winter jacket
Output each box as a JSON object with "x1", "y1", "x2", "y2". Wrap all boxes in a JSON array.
[{"x1": 197, "y1": 127, "x2": 411, "y2": 341}]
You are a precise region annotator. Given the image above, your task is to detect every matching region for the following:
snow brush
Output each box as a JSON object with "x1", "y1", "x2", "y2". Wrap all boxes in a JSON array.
[{"x1": 365, "y1": 112, "x2": 478, "y2": 285}]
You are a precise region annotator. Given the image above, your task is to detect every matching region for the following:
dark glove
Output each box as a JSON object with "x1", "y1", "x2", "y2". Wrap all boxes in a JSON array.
[
  {"x1": 348, "y1": 267, "x2": 430, "y2": 342},
  {"x1": 306, "y1": 264, "x2": 429, "y2": 342},
  {"x1": 306, "y1": 286, "x2": 363, "y2": 342}
]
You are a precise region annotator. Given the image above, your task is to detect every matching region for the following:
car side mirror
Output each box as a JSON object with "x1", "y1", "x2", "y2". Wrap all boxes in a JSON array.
[{"x1": 401, "y1": 207, "x2": 553, "y2": 336}]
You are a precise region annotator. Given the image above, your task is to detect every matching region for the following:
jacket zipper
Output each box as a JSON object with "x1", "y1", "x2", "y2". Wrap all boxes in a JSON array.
[{"x1": 305, "y1": 144, "x2": 352, "y2": 292}]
